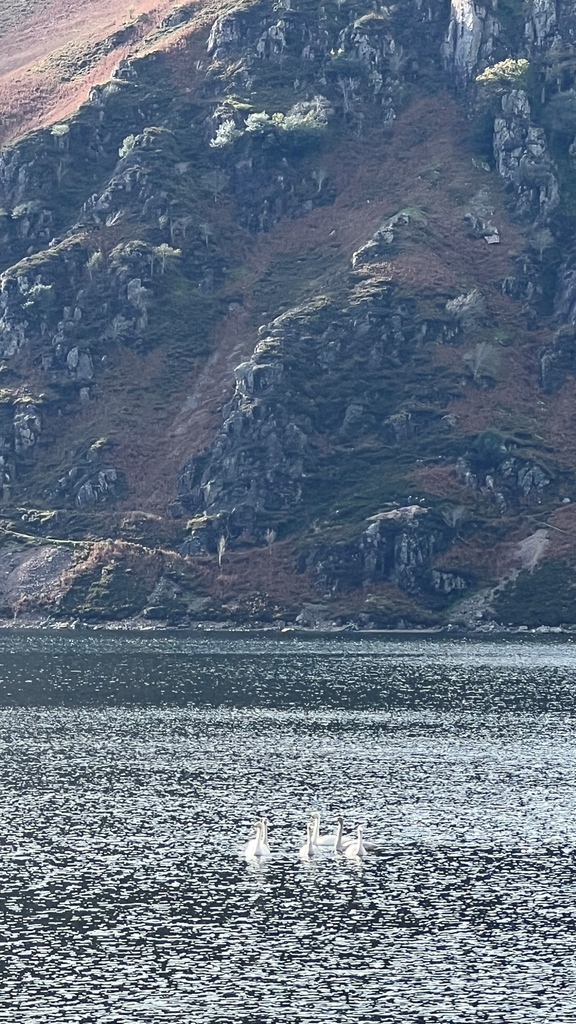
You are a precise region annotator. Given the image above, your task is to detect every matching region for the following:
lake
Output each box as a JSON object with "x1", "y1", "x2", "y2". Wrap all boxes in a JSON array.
[{"x1": 1, "y1": 633, "x2": 576, "y2": 1022}]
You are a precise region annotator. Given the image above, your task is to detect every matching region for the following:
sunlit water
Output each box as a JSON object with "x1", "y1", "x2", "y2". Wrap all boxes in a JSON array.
[{"x1": 1, "y1": 633, "x2": 576, "y2": 1022}]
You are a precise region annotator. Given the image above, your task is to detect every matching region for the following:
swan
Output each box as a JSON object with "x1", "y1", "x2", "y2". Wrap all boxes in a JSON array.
[
  {"x1": 261, "y1": 816, "x2": 269, "y2": 846},
  {"x1": 333, "y1": 816, "x2": 354, "y2": 853},
  {"x1": 299, "y1": 822, "x2": 316, "y2": 860},
  {"x1": 310, "y1": 811, "x2": 339, "y2": 848},
  {"x1": 344, "y1": 824, "x2": 368, "y2": 860},
  {"x1": 244, "y1": 823, "x2": 260, "y2": 859},
  {"x1": 244, "y1": 823, "x2": 270, "y2": 860}
]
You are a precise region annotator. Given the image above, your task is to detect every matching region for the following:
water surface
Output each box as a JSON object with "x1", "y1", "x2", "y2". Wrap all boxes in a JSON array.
[{"x1": 1, "y1": 634, "x2": 575, "y2": 1022}]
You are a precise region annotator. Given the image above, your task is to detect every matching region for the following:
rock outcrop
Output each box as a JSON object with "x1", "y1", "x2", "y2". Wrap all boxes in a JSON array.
[{"x1": 299, "y1": 506, "x2": 464, "y2": 596}]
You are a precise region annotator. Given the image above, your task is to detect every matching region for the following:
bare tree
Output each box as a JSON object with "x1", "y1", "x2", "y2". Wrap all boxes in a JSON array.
[
  {"x1": 86, "y1": 250, "x2": 105, "y2": 281},
  {"x1": 336, "y1": 76, "x2": 359, "y2": 114},
  {"x1": 312, "y1": 169, "x2": 328, "y2": 192},
  {"x1": 199, "y1": 222, "x2": 214, "y2": 248},
  {"x1": 155, "y1": 244, "x2": 182, "y2": 274},
  {"x1": 217, "y1": 535, "x2": 226, "y2": 567}
]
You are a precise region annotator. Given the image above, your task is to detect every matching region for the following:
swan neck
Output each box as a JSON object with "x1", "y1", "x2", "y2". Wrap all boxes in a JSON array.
[{"x1": 253, "y1": 825, "x2": 263, "y2": 855}]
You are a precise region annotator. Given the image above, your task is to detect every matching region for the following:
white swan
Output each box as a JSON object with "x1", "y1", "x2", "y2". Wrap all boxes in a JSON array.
[
  {"x1": 261, "y1": 816, "x2": 269, "y2": 846},
  {"x1": 244, "y1": 822, "x2": 270, "y2": 860},
  {"x1": 310, "y1": 811, "x2": 339, "y2": 848},
  {"x1": 299, "y1": 822, "x2": 316, "y2": 860},
  {"x1": 344, "y1": 824, "x2": 368, "y2": 859},
  {"x1": 332, "y1": 816, "x2": 356, "y2": 853},
  {"x1": 244, "y1": 823, "x2": 260, "y2": 859}
]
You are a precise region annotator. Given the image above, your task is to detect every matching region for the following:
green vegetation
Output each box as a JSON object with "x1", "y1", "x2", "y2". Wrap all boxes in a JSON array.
[
  {"x1": 476, "y1": 58, "x2": 530, "y2": 91},
  {"x1": 211, "y1": 105, "x2": 329, "y2": 150},
  {"x1": 56, "y1": 543, "x2": 156, "y2": 620},
  {"x1": 54, "y1": 540, "x2": 206, "y2": 622},
  {"x1": 494, "y1": 563, "x2": 576, "y2": 626},
  {"x1": 361, "y1": 591, "x2": 444, "y2": 628},
  {"x1": 118, "y1": 133, "x2": 137, "y2": 158}
]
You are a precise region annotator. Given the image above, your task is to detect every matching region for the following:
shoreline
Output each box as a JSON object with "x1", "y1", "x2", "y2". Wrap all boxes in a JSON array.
[{"x1": 0, "y1": 616, "x2": 574, "y2": 640}]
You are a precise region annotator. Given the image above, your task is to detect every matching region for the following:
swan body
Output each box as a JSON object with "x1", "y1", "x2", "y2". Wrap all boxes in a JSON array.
[
  {"x1": 244, "y1": 823, "x2": 270, "y2": 860},
  {"x1": 299, "y1": 822, "x2": 316, "y2": 860},
  {"x1": 344, "y1": 824, "x2": 368, "y2": 860}
]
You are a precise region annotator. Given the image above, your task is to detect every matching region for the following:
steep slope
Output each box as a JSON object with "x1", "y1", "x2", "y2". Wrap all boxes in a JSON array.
[
  {"x1": 0, "y1": 0, "x2": 189, "y2": 146},
  {"x1": 0, "y1": 0, "x2": 576, "y2": 628}
]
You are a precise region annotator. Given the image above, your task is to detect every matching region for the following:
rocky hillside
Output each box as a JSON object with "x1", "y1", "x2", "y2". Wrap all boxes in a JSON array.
[{"x1": 1, "y1": 0, "x2": 576, "y2": 629}]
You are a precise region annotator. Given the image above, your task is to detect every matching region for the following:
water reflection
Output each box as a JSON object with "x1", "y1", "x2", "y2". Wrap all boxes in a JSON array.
[{"x1": 0, "y1": 636, "x2": 575, "y2": 1021}]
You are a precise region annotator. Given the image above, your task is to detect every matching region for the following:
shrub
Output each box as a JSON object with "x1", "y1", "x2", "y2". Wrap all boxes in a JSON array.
[
  {"x1": 86, "y1": 251, "x2": 105, "y2": 278},
  {"x1": 118, "y1": 133, "x2": 137, "y2": 159},
  {"x1": 211, "y1": 99, "x2": 330, "y2": 150},
  {"x1": 210, "y1": 120, "x2": 243, "y2": 148},
  {"x1": 476, "y1": 58, "x2": 530, "y2": 90},
  {"x1": 245, "y1": 111, "x2": 274, "y2": 133}
]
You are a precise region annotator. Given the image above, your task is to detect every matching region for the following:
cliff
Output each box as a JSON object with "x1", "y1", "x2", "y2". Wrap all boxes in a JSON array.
[{"x1": 1, "y1": 0, "x2": 576, "y2": 628}]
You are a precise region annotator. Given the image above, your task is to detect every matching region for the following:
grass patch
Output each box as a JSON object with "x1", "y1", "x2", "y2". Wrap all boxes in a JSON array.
[{"x1": 494, "y1": 561, "x2": 576, "y2": 626}]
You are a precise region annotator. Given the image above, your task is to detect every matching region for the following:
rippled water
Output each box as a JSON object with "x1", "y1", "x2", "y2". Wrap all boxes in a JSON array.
[{"x1": 1, "y1": 633, "x2": 576, "y2": 1022}]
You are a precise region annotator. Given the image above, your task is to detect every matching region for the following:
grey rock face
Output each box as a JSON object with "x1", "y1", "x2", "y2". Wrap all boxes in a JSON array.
[
  {"x1": 13, "y1": 404, "x2": 41, "y2": 453},
  {"x1": 442, "y1": 0, "x2": 500, "y2": 83},
  {"x1": 0, "y1": 230, "x2": 160, "y2": 506},
  {"x1": 207, "y1": 0, "x2": 445, "y2": 114},
  {"x1": 177, "y1": 271, "x2": 452, "y2": 548},
  {"x1": 456, "y1": 436, "x2": 551, "y2": 508},
  {"x1": 0, "y1": 239, "x2": 160, "y2": 391},
  {"x1": 431, "y1": 569, "x2": 469, "y2": 594},
  {"x1": 178, "y1": 341, "x2": 309, "y2": 540},
  {"x1": 0, "y1": 105, "x2": 131, "y2": 269},
  {"x1": 463, "y1": 187, "x2": 501, "y2": 244},
  {"x1": 299, "y1": 506, "x2": 458, "y2": 595},
  {"x1": 493, "y1": 90, "x2": 559, "y2": 224},
  {"x1": 444, "y1": 288, "x2": 486, "y2": 340},
  {"x1": 66, "y1": 347, "x2": 94, "y2": 380},
  {"x1": 161, "y1": 5, "x2": 195, "y2": 30},
  {"x1": 540, "y1": 325, "x2": 576, "y2": 392},
  {"x1": 47, "y1": 447, "x2": 121, "y2": 507},
  {"x1": 207, "y1": 12, "x2": 245, "y2": 56},
  {"x1": 525, "y1": 0, "x2": 558, "y2": 48},
  {"x1": 82, "y1": 128, "x2": 182, "y2": 242},
  {"x1": 554, "y1": 258, "x2": 576, "y2": 327},
  {"x1": 75, "y1": 469, "x2": 118, "y2": 507}
]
